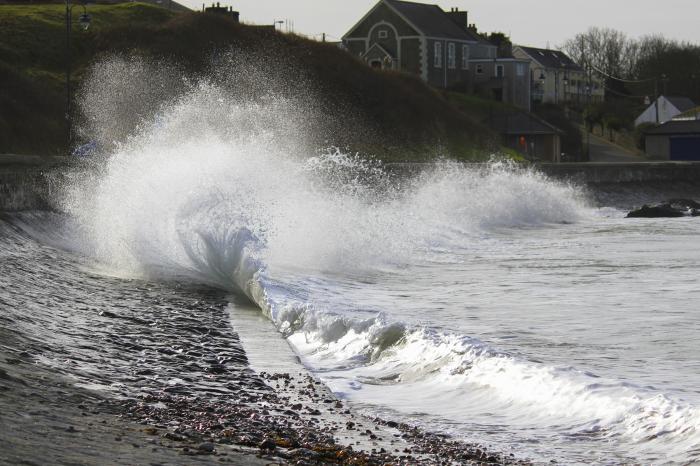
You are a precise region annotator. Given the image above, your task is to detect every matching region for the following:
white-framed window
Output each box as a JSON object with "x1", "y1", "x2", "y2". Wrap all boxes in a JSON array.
[
  {"x1": 495, "y1": 64, "x2": 505, "y2": 78},
  {"x1": 434, "y1": 42, "x2": 442, "y2": 68},
  {"x1": 461, "y1": 45, "x2": 469, "y2": 69},
  {"x1": 476, "y1": 64, "x2": 484, "y2": 74},
  {"x1": 516, "y1": 63, "x2": 525, "y2": 76},
  {"x1": 378, "y1": 30, "x2": 388, "y2": 39},
  {"x1": 447, "y1": 43, "x2": 456, "y2": 69}
]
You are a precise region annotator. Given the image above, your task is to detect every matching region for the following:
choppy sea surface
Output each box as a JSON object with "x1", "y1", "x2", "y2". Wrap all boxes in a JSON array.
[{"x1": 4, "y1": 65, "x2": 700, "y2": 464}]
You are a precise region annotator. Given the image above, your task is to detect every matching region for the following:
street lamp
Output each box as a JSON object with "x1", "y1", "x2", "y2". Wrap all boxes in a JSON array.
[
  {"x1": 65, "y1": 0, "x2": 91, "y2": 152},
  {"x1": 79, "y1": 12, "x2": 91, "y2": 30}
]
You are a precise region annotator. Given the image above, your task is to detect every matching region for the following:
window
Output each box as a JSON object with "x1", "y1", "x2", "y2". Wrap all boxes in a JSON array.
[
  {"x1": 378, "y1": 30, "x2": 388, "y2": 39},
  {"x1": 434, "y1": 42, "x2": 442, "y2": 68},
  {"x1": 476, "y1": 64, "x2": 483, "y2": 74},
  {"x1": 516, "y1": 63, "x2": 525, "y2": 76},
  {"x1": 461, "y1": 45, "x2": 469, "y2": 69},
  {"x1": 495, "y1": 64, "x2": 504, "y2": 78},
  {"x1": 447, "y1": 43, "x2": 456, "y2": 69}
]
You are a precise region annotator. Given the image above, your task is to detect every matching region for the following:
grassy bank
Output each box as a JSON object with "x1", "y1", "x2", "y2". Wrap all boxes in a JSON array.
[{"x1": 0, "y1": 4, "x2": 500, "y2": 160}]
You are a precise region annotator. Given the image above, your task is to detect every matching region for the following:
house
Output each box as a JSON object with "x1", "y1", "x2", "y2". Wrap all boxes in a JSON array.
[
  {"x1": 512, "y1": 46, "x2": 604, "y2": 105},
  {"x1": 485, "y1": 111, "x2": 562, "y2": 162},
  {"x1": 635, "y1": 96, "x2": 696, "y2": 126},
  {"x1": 203, "y1": 2, "x2": 239, "y2": 21},
  {"x1": 342, "y1": 0, "x2": 531, "y2": 109},
  {"x1": 644, "y1": 120, "x2": 700, "y2": 160},
  {"x1": 469, "y1": 57, "x2": 532, "y2": 111}
]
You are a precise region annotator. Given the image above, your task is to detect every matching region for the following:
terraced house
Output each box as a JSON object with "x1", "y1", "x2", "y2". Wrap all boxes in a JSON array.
[{"x1": 342, "y1": 0, "x2": 531, "y2": 110}]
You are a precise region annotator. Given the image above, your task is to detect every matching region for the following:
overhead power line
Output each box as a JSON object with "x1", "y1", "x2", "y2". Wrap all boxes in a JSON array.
[
  {"x1": 601, "y1": 84, "x2": 650, "y2": 100},
  {"x1": 588, "y1": 63, "x2": 657, "y2": 84}
]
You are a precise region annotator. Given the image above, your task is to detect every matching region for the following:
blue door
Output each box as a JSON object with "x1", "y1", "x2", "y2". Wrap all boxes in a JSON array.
[{"x1": 669, "y1": 136, "x2": 700, "y2": 161}]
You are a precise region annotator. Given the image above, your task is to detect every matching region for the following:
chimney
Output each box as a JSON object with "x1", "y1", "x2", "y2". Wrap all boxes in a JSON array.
[{"x1": 446, "y1": 8, "x2": 468, "y2": 31}]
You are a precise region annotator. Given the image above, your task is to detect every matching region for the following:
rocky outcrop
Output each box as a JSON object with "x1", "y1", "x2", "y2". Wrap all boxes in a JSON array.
[{"x1": 627, "y1": 199, "x2": 700, "y2": 218}]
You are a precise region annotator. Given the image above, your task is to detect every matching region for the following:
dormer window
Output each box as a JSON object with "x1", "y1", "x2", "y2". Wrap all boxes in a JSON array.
[{"x1": 378, "y1": 30, "x2": 388, "y2": 39}]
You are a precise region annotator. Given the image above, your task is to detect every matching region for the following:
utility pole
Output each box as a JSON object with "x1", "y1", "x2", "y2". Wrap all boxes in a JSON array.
[
  {"x1": 65, "y1": 0, "x2": 73, "y2": 152},
  {"x1": 64, "y1": 0, "x2": 91, "y2": 153},
  {"x1": 585, "y1": 68, "x2": 591, "y2": 162},
  {"x1": 654, "y1": 78, "x2": 659, "y2": 124}
]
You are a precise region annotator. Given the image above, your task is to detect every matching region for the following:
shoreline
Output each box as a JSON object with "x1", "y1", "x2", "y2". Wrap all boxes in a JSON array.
[
  {"x1": 0, "y1": 295, "x2": 523, "y2": 465},
  {"x1": 0, "y1": 217, "x2": 525, "y2": 465}
]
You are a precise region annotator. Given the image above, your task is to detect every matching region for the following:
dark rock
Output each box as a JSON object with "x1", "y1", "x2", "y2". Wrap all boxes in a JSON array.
[
  {"x1": 197, "y1": 442, "x2": 216, "y2": 453},
  {"x1": 259, "y1": 437, "x2": 276, "y2": 450},
  {"x1": 627, "y1": 199, "x2": 700, "y2": 218},
  {"x1": 163, "y1": 432, "x2": 186, "y2": 441}
]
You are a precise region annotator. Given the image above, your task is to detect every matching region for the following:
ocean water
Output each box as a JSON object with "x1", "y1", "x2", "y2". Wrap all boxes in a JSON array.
[{"x1": 7, "y1": 59, "x2": 700, "y2": 465}]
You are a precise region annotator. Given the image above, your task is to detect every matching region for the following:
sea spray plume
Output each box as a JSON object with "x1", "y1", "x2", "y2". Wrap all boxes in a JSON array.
[
  {"x1": 76, "y1": 55, "x2": 191, "y2": 154},
  {"x1": 63, "y1": 57, "x2": 590, "y2": 276},
  {"x1": 203, "y1": 47, "x2": 378, "y2": 157},
  {"x1": 64, "y1": 55, "x2": 593, "y2": 353},
  {"x1": 404, "y1": 159, "x2": 587, "y2": 235}
]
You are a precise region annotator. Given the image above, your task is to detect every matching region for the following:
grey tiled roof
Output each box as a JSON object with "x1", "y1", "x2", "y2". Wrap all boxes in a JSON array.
[
  {"x1": 665, "y1": 96, "x2": 696, "y2": 113},
  {"x1": 385, "y1": 0, "x2": 480, "y2": 41},
  {"x1": 517, "y1": 46, "x2": 583, "y2": 71},
  {"x1": 644, "y1": 120, "x2": 700, "y2": 135}
]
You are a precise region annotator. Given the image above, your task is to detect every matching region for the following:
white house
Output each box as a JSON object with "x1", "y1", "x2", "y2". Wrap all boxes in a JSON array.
[
  {"x1": 635, "y1": 95, "x2": 696, "y2": 127},
  {"x1": 512, "y1": 45, "x2": 604, "y2": 105}
]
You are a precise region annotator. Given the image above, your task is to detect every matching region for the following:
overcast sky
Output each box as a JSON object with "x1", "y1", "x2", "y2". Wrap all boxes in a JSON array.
[{"x1": 183, "y1": 0, "x2": 700, "y2": 48}]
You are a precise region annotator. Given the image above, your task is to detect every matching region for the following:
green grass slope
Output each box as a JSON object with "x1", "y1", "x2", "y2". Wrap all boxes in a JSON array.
[{"x1": 0, "y1": 4, "x2": 498, "y2": 160}]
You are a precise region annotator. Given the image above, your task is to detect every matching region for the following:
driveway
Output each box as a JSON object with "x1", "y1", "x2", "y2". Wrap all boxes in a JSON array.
[{"x1": 585, "y1": 132, "x2": 643, "y2": 162}]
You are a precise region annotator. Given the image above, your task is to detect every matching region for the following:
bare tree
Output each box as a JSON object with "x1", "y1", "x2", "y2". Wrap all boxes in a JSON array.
[{"x1": 562, "y1": 27, "x2": 631, "y2": 78}]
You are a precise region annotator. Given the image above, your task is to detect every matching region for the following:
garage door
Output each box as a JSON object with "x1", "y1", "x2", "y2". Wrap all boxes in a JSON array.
[{"x1": 669, "y1": 136, "x2": 700, "y2": 161}]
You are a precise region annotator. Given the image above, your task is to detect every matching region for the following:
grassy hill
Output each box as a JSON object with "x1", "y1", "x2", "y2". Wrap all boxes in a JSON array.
[{"x1": 0, "y1": 3, "x2": 500, "y2": 160}]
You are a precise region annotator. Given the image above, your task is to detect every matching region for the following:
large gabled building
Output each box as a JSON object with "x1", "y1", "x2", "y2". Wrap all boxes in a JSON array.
[{"x1": 342, "y1": 0, "x2": 530, "y2": 109}]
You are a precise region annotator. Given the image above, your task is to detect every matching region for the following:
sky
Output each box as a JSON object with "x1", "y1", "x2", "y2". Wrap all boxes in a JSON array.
[{"x1": 182, "y1": 0, "x2": 700, "y2": 48}]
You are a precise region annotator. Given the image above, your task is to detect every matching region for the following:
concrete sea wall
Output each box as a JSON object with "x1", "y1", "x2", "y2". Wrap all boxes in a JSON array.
[
  {"x1": 0, "y1": 155, "x2": 71, "y2": 211},
  {"x1": 537, "y1": 162, "x2": 700, "y2": 184},
  {"x1": 386, "y1": 161, "x2": 700, "y2": 185},
  {"x1": 2, "y1": 155, "x2": 700, "y2": 212}
]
